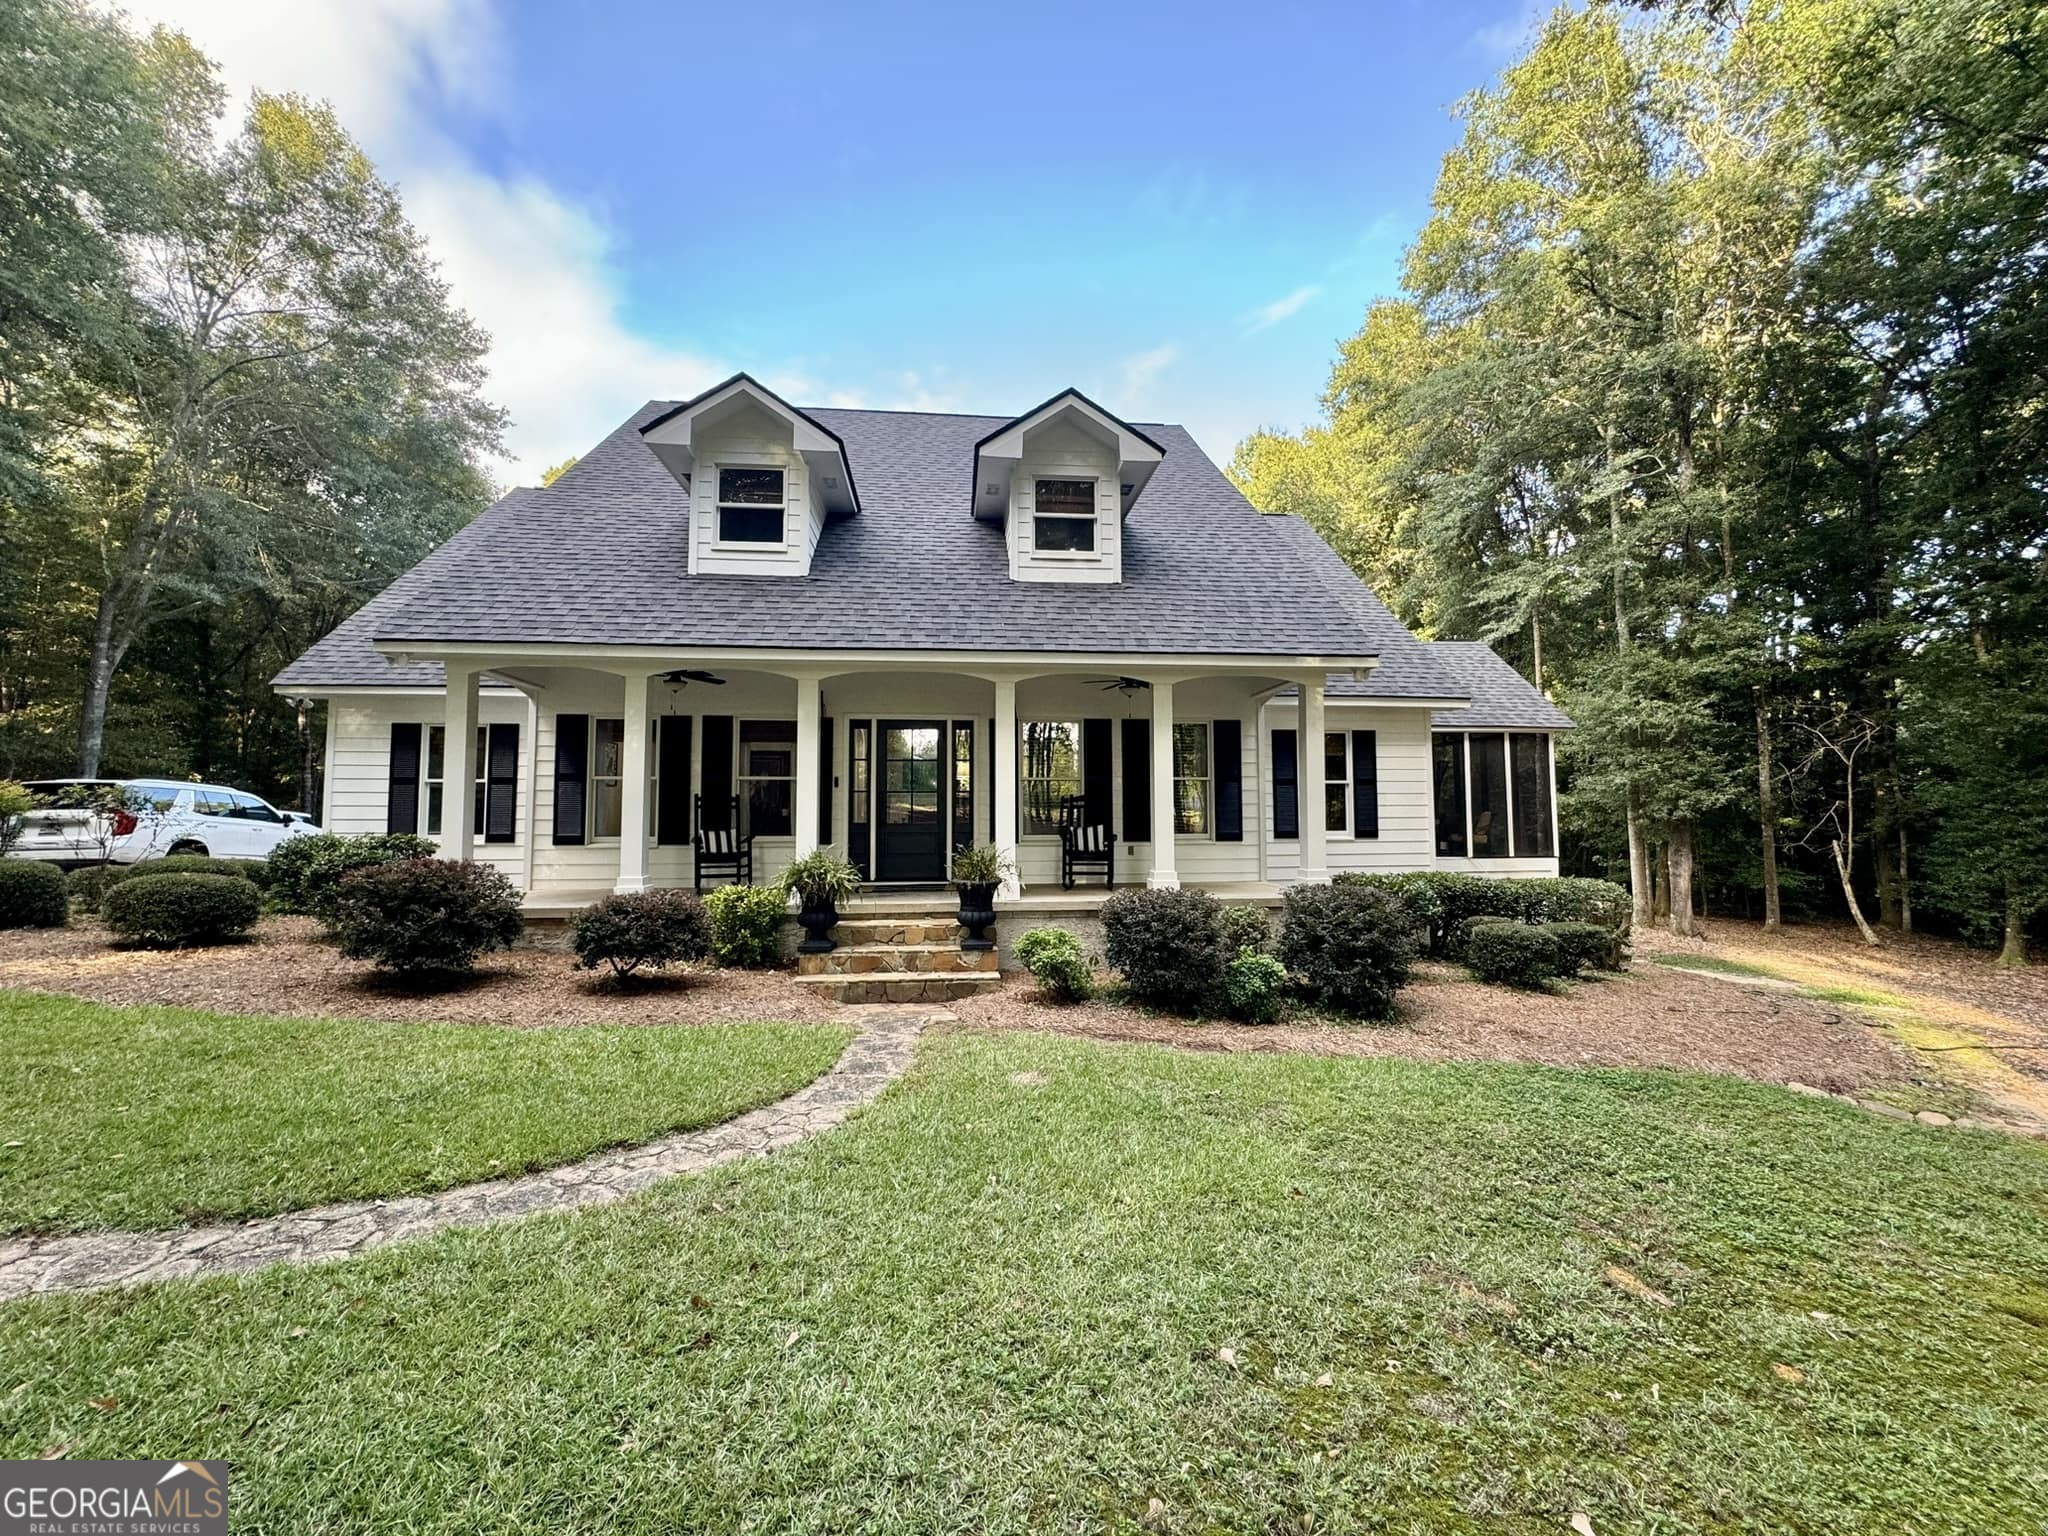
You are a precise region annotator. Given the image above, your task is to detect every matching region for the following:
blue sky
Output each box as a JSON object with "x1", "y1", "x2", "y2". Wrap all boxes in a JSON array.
[{"x1": 127, "y1": 0, "x2": 1542, "y2": 481}]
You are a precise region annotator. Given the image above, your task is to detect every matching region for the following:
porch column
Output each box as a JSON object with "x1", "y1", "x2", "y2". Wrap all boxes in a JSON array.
[
  {"x1": 793, "y1": 674, "x2": 823, "y2": 861},
  {"x1": 993, "y1": 677, "x2": 1020, "y2": 898},
  {"x1": 1297, "y1": 672, "x2": 1329, "y2": 884},
  {"x1": 440, "y1": 663, "x2": 479, "y2": 860},
  {"x1": 1148, "y1": 678, "x2": 1178, "y2": 889},
  {"x1": 615, "y1": 671, "x2": 652, "y2": 893}
]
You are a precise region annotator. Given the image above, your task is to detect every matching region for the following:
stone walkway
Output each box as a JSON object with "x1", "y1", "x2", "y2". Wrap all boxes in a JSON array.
[{"x1": 0, "y1": 1007, "x2": 934, "y2": 1304}]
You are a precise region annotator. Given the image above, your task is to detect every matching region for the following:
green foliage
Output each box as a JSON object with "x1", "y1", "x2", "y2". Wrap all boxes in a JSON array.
[
  {"x1": 949, "y1": 844, "x2": 1015, "y2": 886},
  {"x1": 1277, "y1": 882, "x2": 1416, "y2": 1021},
  {"x1": 64, "y1": 864, "x2": 117, "y2": 914},
  {"x1": 572, "y1": 891, "x2": 712, "y2": 981},
  {"x1": 1546, "y1": 920, "x2": 1627, "y2": 975},
  {"x1": 326, "y1": 859, "x2": 522, "y2": 976},
  {"x1": 101, "y1": 872, "x2": 259, "y2": 948},
  {"x1": 1221, "y1": 950, "x2": 1288, "y2": 1025},
  {"x1": 1013, "y1": 926, "x2": 1092, "y2": 1004},
  {"x1": 1336, "y1": 872, "x2": 1628, "y2": 955},
  {"x1": 105, "y1": 854, "x2": 262, "y2": 889},
  {"x1": 264, "y1": 833, "x2": 435, "y2": 917},
  {"x1": 0, "y1": 781, "x2": 32, "y2": 857},
  {"x1": 703, "y1": 884, "x2": 789, "y2": 970},
  {"x1": 778, "y1": 848, "x2": 862, "y2": 907},
  {"x1": 0, "y1": 861, "x2": 69, "y2": 929},
  {"x1": 1217, "y1": 903, "x2": 1273, "y2": 957},
  {"x1": 1101, "y1": 887, "x2": 1228, "y2": 1013},
  {"x1": 1464, "y1": 923, "x2": 1562, "y2": 989}
]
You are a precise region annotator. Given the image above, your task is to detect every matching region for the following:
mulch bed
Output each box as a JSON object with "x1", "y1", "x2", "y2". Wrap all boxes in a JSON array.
[{"x1": 0, "y1": 916, "x2": 1915, "y2": 1094}]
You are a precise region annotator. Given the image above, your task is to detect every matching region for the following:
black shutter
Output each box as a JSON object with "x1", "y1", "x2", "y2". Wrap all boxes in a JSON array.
[
  {"x1": 1214, "y1": 718, "x2": 1243, "y2": 841},
  {"x1": 1082, "y1": 718, "x2": 1113, "y2": 829},
  {"x1": 1120, "y1": 718, "x2": 1151, "y2": 840},
  {"x1": 552, "y1": 713, "x2": 588, "y2": 846},
  {"x1": 1350, "y1": 729, "x2": 1379, "y2": 839},
  {"x1": 387, "y1": 722, "x2": 421, "y2": 835},
  {"x1": 1272, "y1": 728, "x2": 1298, "y2": 839},
  {"x1": 700, "y1": 715, "x2": 734, "y2": 830},
  {"x1": 819, "y1": 716, "x2": 835, "y2": 846},
  {"x1": 484, "y1": 723, "x2": 519, "y2": 844},
  {"x1": 657, "y1": 715, "x2": 693, "y2": 845}
]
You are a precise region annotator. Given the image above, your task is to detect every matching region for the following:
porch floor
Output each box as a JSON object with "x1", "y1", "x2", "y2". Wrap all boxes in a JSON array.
[{"x1": 520, "y1": 881, "x2": 1285, "y2": 922}]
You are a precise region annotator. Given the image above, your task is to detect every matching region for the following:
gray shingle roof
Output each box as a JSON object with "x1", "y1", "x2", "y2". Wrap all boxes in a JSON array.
[
  {"x1": 1411, "y1": 642, "x2": 1574, "y2": 730},
  {"x1": 274, "y1": 403, "x2": 1465, "y2": 699}
]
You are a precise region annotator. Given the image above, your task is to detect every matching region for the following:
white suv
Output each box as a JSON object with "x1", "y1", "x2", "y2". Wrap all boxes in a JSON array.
[{"x1": 8, "y1": 779, "x2": 320, "y2": 868}]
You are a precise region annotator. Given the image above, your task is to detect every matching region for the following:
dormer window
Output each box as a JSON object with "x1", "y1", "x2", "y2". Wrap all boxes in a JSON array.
[
  {"x1": 1033, "y1": 479, "x2": 1097, "y2": 553},
  {"x1": 717, "y1": 467, "x2": 785, "y2": 545}
]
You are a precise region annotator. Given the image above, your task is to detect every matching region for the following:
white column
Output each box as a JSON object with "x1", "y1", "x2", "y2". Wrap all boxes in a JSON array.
[
  {"x1": 993, "y1": 677, "x2": 1020, "y2": 898},
  {"x1": 793, "y1": 674, "x2": 823, "y2": 861},
  {"x1": 1297, "y1": 673, "x2": 1329, "y2": 884},
  {"x1": 1147, "y1": 679, "x2": 1178, "y2": 889},
  {"x1": 440, "y1": 663, "x2": 479, "y2": 860},
  {"x1": 615, "y1": 672, "x2": 651, "y2": 893}
]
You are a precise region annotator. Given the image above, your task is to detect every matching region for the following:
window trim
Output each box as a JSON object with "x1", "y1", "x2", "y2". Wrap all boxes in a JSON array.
[
  {"x1": 1019, "y1": 718, "x2": 1085, "y2": 839},
  {"x1": 1029, "y1": 477, "x2": 1099, "y2": 559},
  {"x1": 422, "y1": 723, "x2": 486, "y2": 839},
  {"x1": 737, "y1": 716, "x2": 798, "y2": 840},
  {"x1": 1322, "y1": 730, "x2": 1350, "y2": 837},
  {"x1": 1172, "y1": 721, "x2": 1212, "y2": 837},
  {"x1": 587, "y1": 718, "x2": 626, "y2": 844},
  {"x1": 712, "y1": 462, "x2": 789, "y2": 550}
]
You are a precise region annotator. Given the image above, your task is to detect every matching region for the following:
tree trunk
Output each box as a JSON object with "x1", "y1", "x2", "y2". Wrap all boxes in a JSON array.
[
  {"x1": 75, "y1": 590, "x2": 122, "y2": 777},
  {"x1": 1832, "y1": 838, "x2": 1881, "y2": 946},
  {"x1": 1876, "y1": 839, "x2": 1900, "y2": 930},
  {"x1": 297, "y1": 700, "x2": 321, "y2": 817},
  {"x1": 1897, "y1": 824, "x2": 1911, "y2": 933},
  {"x1": 1627, "y1": 796, "x2": 1652, "y2": 930},
  {"x1": 1999, "y1": 875, "x2": 2028, "y2": 966},
  {"x1": 1667, "y1": 822, "x2": 1698, "y2": 936},
  {"x1": 1756, "y1": 696, "x2": 1780, "y2": 929},
  {"x1": 1652, "y1": 844, "x2": 1671, "y2": 922}
]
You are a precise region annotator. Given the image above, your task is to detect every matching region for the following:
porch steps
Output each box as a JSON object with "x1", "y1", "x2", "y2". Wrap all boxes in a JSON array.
[{"x1": 792, "y1": 910, "x2": 1002, "y2": 1004}]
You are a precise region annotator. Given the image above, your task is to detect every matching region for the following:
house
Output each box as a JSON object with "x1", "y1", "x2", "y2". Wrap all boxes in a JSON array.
[{"x1": 273, "y1": 375, "x2": 1571, "y2": 913}]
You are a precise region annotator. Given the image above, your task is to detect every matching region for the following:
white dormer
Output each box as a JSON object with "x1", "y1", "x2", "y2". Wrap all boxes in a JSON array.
[
  {"x1": 639, "y1": 373, "x2": 858, "y2": 577},
  {"x1": 972, "y1": 389, "x2": 1165, "y2": 585}
]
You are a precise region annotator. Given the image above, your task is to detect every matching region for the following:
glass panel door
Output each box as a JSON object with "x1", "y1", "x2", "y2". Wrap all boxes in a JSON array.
[{"x1": 876, "y1": 721, "x2": 946, "y2": 881}]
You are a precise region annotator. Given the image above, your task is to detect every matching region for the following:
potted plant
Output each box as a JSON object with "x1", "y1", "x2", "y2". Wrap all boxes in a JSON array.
[
  {"x1": 949, "y1": 844, "x2": 1014, "y2": 952},
  {"x1": 778, "y1": 847, "x2": 862, "y2": 954}
]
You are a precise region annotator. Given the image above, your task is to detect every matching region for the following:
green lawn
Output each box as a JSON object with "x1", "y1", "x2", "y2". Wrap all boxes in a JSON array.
[
  {"x1": 4, "y1": 1035, "x2": 2045, "y2": 1534},
  {"x1": 0, "y1": 990, "x2": 851, "y2": 1234}
]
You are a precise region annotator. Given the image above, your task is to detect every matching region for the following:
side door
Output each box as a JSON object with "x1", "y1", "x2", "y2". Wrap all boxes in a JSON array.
[
  {"x1": 189, "y1": 788, "x2": 247, "y2": 857},
  {"x1": 228, "y1": 791, "x2": 290, "y2": 858}
]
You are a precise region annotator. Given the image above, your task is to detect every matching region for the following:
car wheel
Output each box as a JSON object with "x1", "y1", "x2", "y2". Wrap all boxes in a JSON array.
[{"x1": 168, "y1": 840, "x2": 208, "y2": 857}]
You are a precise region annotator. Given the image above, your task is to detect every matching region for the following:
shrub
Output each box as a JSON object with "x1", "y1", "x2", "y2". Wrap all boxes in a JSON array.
[
  {"x1": 1464, "y1": 922, "x2": 1562, "y2": 988},
  {"x1": 264, "y1": 833, "x2": 437, "y2": 916},
  {"x1": 65, "y1": 864, "x2": 119, "y2": 913},
  {"x1": 101, "y1": 872, "x2": 260, "y2": 947},
  {"x1": 0, "y1": 779, "x2": 32, "y2": 858},
  {"x1": 1101, "y1": 886, "x2": 1227, "y2": 1012},
  {"x1": 1344, "y1": 873, "x2": 1632, "y2": 954},
  {"x1": 1333, "y1": 870, "x2": 1447, "y2": 945},
  {"x1": 573, "y1": 890, "x2": 712, "y2": 980},
  {"x1": 327, "y1": 858, "x2": 523, "y2": 976},
  {"x1": 1222, "y1": 949, "x2": 1287, "y2": 1024},
  {"x1": 778, "y1": 847, "x2": 862, "y2": 907},
  {"x1": 1546, "y1": 920, "x2": 1628, "y2": 975},
  {"x1": 704, "y1": 882, "x2": 789, "y2": 968},
  {"x1": 1014, "y1": 926, "x2": 1092, "y2": 1003},
  {"x1": 1278, "y1": 882, "x2": 1416, "y2": 1020},
  {"x1": 1217, "y1": 903, "x2": 1273, "y2": 957},
  {"x1": 950, "y1": 843, "x2": 1015, "y2": 886},
  {"x1": 100, "y1": 854, "x2": 262, "y2": 893},
  {"x1": 0, "y1": 861, "x2": 69, "y2": 929}
]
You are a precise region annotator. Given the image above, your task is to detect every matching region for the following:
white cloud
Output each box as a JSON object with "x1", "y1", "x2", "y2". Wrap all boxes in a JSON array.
[
  {"x1": 111, "y1": 0, "x2": 732, "y2": 485},
  {"x1": 1240, "y1": 284, "x2": 1323, "y2": 336},
  {"x1": 1113, "y1": 344, "x2": 1181, "y2": 410}
]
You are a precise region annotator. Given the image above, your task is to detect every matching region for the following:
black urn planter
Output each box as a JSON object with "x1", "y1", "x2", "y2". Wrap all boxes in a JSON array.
[
  {"x1": 955, "y1": 880, "x2": 999, "y2": 952},
  {"x1": 795, "y1": 897, "x2": 839, "y2": 954}
]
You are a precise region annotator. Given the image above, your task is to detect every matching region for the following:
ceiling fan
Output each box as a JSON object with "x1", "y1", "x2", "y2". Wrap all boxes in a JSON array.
[
  {"x1": 1079, "y1": 676, "x2": 1151, "y2": 694},
  {"x1": 661, "y1": 668, "x2": 726, "y2": 686}
]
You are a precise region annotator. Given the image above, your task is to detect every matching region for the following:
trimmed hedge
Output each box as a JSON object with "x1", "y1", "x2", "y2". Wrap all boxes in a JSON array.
[
  {"x1": 703, "y1": 883, "x2": 789, "y2": 969},
  {"x1": 1222, "y1": 949, "x2": 1287, "y2": 1024},
  {"x1": 1014, "y1": 926, "x2": 1092, "y2": 1003},
  {"x1": 1218, "y1": 903, "x2": 1273, "y2": 957},
  {"x1": 327, "y1": 858, "x2": 523, "y2": 976},
  {"x1": 573, "y1": 890, "x2": 711, "y2": 980},
  {"x1": 1546, "y1": 920, "x2": 1627, "y2": 975},
  {"x1": 1102, "y1": 887, "x2": 1228, "y2": 1012},
  {"x1": 265, "y1": 833, "x2": 437, "y2": 917},
  {"x1": 77, "y1": 855, "x2": 265, "y2": 915},
  {"x1": 1335, "y1": 871, "x2": 1630, "y2": 955},
  {"x1": 102, "y1": 872, "x2": 260, "y2": 948},
  {"x1": 1278, "y1": 881, "x2": 1416, "y2": 1020},
  {"x1": 1464, "y1": 922, "x2": 1562, "y2": 988},
  {"x1": 0, "y1": 861, "x2": 69, "y2": 929}
]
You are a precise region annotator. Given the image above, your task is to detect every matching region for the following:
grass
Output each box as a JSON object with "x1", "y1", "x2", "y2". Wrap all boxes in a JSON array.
[
  {"x1": 0, "y1": 990, "x2": 851, "y2": 1234},
  {"x1": 4, "y1": 1030, "x2": 2046, "y2": 1533},
  {"x1": 1652, "y1": 953, "x2": 1776, "y2": 979}
]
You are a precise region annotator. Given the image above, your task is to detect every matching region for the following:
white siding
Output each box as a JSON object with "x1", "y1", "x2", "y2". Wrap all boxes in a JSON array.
[
  {"x1": 1260, "y1": 702, "x2": 1438, "y2": 881},
  {"x1": 689, "y1": 401, "x2": 818, "y2": 579},
  {"x1": 1007, "y1": 421, "x2": 1122, "y2": 585}
]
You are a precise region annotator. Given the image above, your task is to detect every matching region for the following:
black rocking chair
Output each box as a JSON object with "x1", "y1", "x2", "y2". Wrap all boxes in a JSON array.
[
  {"x1": 1056, "y1": 794, "x2": 1114, "y2": 890},
  {"x1": 693, "y1": 794, "x2": 754, "y2": 891}
]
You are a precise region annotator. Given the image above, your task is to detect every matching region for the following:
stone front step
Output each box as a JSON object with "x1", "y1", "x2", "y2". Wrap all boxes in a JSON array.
[
  {"x1": 832, "y1": 915, "x2": 964, "y2": 946},
  {"x1": 794, "y1": 973, "x2": 1003, "y2": 1005},
  {"x1": 797, "y1": 943, "x2": 998, "y2": 977}
]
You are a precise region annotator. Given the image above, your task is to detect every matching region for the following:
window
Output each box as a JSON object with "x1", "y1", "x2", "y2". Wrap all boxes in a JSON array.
[
  {"x1": 1511, "y1": 733, "x2": 1555, "y2": 857},
  {"x1": 1323, "y1": 732, "x2": 1349, "y2": 834},
  {"x1": 194, "y1": 789, "x2": 235, "y2": 819},
  {"x1": 739, "y1": 720, "x2": 795, "y2": 837},
  {"x1": 849, "y1": 721, "x2": 871, "y2": 874},
  {"x1": 1468, "y1": 733, "x2": 1511, "y2": 858},
  {"x1": 1432, "y1": 735, "x2": 1467, "y2": 857},
  {"x1": 1173, "y1": 723, "x2": 1210, "y2": 834},
  {"x1": 590, "y1": 719, "x2": 625, "y2": 839},
  {"x1": 1020, "y1": 720, "x2": 1082, "y2": 835},
  {"x1": 1032, "y1": 478, "x2": 1096, "y2": 553},
  {"x1": 952, "y1": 721, "x2": 975, "y2": 852},
  {"x1": 423, "y1": 725, "x2": 487, "y2": 837},
  {"x1": 229, "y1": 791, "x2": 282, "y2": 824},
  {"x1": 717, "y1": 466, "x2": 785, "y2": 544}
]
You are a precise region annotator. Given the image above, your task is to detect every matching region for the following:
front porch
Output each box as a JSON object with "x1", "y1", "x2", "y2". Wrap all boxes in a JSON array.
[{"x1": 519, "y1": 880, "x2": 1287, "y2": 923}]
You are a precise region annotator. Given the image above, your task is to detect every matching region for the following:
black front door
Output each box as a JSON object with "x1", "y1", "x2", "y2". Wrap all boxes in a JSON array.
[{"x1": 876, "y1": 720, "x2": 946, "y2": 881}]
